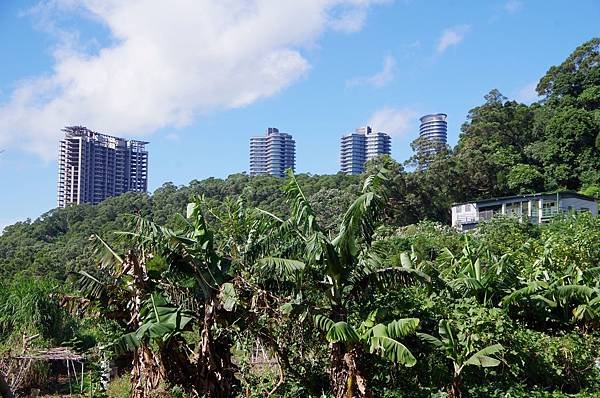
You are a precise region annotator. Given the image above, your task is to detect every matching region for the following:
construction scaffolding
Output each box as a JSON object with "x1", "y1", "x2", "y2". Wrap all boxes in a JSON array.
[{"x1": 7, "y1": 347, "x2": 85, "y2": 396}]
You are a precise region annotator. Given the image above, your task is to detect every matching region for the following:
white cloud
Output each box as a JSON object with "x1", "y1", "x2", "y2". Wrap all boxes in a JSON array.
[
  {"x1": 515, "y1": 82, "x2": 540, "y2": 104},
  {"x1": 504, "y1": 0, "x2": 523, "y2": 14},
  {"x1": 436, "y1": 25, "x2": 471, "y2": 55},
  {"x1": 346, "y1": 54, "x2": 397, "y2": 88},
  {"x1": 0, "y1": 0, "x2": 384, "y2": 160},
  {"x1": 367, "y1": 106, "x2": 417, "y2": 137},
  {"x1": 330, "y1": 0, "x2": 392, "y2": 32}
]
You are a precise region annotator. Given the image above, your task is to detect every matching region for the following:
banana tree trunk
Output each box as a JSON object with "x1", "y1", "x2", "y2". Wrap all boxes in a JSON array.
[
  {"x1": 448, "y1": 368, "x2": 462, "y2": 398},
  {"x1": 131, "y1": 345, "x2": 166, "y2": 398},
  {"x1": 160, "y1": 337, "x2": 196, "y2": 388},
  {"x1": 126, "y1": 252, "x2": 167, "y2": 398},
  {"x1": 330, "y1": 344, "x2": 371, "y2": 398},
  {"x1": 330, "y1": 342, "x2": 348, "y2": 398},
  {"x1": 195, "y1": 292, "x2": 237, "y2": 397}
]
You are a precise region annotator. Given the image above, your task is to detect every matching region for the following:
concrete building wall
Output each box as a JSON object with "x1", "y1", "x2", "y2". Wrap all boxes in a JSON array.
[{"x1": 451, "y1": 203, "x2": 478, "y2": 229}]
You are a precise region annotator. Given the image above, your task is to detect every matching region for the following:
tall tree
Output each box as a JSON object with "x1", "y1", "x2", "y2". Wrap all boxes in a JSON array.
[{"x1": 274, "y1": 165, "x2": 429, "y2": 397}]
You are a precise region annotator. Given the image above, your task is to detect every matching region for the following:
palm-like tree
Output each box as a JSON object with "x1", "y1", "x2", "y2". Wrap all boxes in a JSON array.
[
  {"x1": 75, "y1": 201, "x2": 241, "y2": 397},
  {"x1": 76, "y1": 197, "x2": 307, "y2": 397},
  {"x1": 270, "y1": 165, "x2": 430, "y2": 397},
  {"x1": 418, "y1": 320, "x2": 503, "y2": 398},
  {"x1": 439, "y1": 236, "x2": 517, "y2": 306}
]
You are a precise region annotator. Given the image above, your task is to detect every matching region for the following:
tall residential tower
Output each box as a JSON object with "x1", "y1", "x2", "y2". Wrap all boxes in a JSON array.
[
  {"x1": 417, "y1": 113, "x2": 447, "y2": 169},
  {"x1": 249, "y1": 127, "x2": 295, "y2": 177},
  {"x1": 340, "y1": 126, "x2": 391, "y2": 175},
  {"x1": 57, "y1": 126, "x2": 148, "y2": 208}
]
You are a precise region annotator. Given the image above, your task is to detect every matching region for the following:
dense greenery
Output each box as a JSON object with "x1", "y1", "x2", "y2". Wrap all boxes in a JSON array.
[{"x1": 0, "y1": 39, "x2": 598, "y2": 398}]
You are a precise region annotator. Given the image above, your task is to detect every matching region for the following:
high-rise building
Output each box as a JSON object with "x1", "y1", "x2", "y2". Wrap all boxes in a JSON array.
[
  {"x1": 249, "y1": 127, "x2": 295, "y2": 177},
  {"x1": 57, "y1": 126, "x2": 148, "y2": 208},
  {"x1": 417, "y1": 113, "x2": 448, "y2": 168},
  {"x1": 340, "y1": 126, "x2": 391, "y2": 175},
  {"x1": 340, "y1": 128, "x2": 368, "y2": 175}
]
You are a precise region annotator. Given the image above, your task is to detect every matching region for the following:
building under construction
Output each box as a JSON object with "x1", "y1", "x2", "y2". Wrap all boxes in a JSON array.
[{"x1": 57, "y1": 126, "x2": 148, "y2": 208}]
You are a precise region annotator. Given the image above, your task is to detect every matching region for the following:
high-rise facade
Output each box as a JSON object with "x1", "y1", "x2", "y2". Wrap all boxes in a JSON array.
[
  {"x1": 417, "y1": 113, "x2": 447, "y2": 168},
  {"x1": 249, "y1": 127, "x2": 295, "y2": 177},
  {"x1": 57, "y1": 126, "x2": 148, "y2": 208},
  {"x1": 340, "y1": 126, "x2": 391, "y2": 175}
]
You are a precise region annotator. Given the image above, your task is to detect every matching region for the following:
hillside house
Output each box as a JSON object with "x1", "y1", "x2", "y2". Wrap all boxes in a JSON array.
[{"x1": 451, "y1": 191, "x2": 598, "y2": 231}]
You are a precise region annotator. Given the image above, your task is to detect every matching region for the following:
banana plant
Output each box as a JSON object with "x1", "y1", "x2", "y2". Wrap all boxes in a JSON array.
[
  {"x1": 313, "y1": 311, "x2": 419, "y2": 397},
  {"x1": 502, "y1": 278, "x2": 600, "y2": 329},
  {"x1": 269, "y1": 163, "x2": 430, "y2": 398},
  {"x1": 74, "y1": 200, "x2": 244, "y2": 397},
  {"x1": 418, "y1": 320, "x2": 503, "y2": 398},
  {"x1": 439, "y1": 236, "x2": 517, "y2": 306},
  {"x1": 114, "y1": 293, "x2": 193, "y2": 352}
]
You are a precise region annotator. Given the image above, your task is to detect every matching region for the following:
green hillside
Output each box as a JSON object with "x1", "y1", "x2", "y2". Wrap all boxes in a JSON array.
[{"x1": 0, "y1": 38, "x2": 598, "y2": 398}]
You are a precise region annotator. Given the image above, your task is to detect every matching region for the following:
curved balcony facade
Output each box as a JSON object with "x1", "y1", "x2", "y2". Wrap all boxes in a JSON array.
[{"x1": 418, "y1": 113, "x2": 448, "y2": 168}]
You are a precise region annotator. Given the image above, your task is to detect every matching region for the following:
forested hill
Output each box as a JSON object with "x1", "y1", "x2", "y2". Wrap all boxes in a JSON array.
[
  {"x1": 1, "y1": 37, "x2": 599, "y2": 282},
  {"x1": 0, "y1": 173, "x2": 361, "y2": 281}
]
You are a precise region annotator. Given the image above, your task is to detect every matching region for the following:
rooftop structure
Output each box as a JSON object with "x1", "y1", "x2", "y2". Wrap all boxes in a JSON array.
[
  {"x1": 451, "y1": 191, "x2": 598, "y2": 231},
  {"x1": 249, "y1": 127, "x2": 295, "y2": 177},
  {"x1": 340, "y1": 126, "x2": 391, "y2": 175},
  {"x1": 57, "y1": 126, "x2": 148, "y2": 208}
]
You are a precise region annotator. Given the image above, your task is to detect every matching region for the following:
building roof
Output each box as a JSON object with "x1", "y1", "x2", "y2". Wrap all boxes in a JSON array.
[
  {"x1": 452, "y1": 191, "x2": 597, "y2": 207},
  {"x1": 62, "y1": 126, "x2": 149, "y2": 145}
]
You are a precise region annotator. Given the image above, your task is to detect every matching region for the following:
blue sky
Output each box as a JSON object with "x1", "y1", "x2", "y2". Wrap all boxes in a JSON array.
[{"x1": 0, "y1": 0, "x2": 599, "y2": 230}]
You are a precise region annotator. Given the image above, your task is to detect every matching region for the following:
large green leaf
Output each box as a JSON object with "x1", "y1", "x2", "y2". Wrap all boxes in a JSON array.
[
  {"x1": 134, "y1": 294, "x2": 194, "y2": 343},
  {"x1": 256, "y1": 257, "x2": 305, "y2": 280},
  {"x1": 90, "y1": 234, "x2": 124, "y2": 272},
  {"x1": 572, "y1": 295, "x2": 600, "y2": 321},
  {"x1": 220, "y1": 282, "x2": 238, "y2": 312},
  {"x1": 359, "y1": 310, "x2": 379, "y2": 332},
  {"x1": 352, "y1": 266, "x2": 430, "y2": 296},
  {"x1": 502, "y1": 280, "x2": 549, "y2": 307},
  {"x1": 464, "y1": 344, "x2": 503, "y2": 368},
  {"x1": 283, "y1": 170, "x2": 322, "y2": 235},
  {"x1": 551, "y1": 284, "x2": 595, "y2": 301},
  {"x1": 416, "y1": 332, "x2": 443, "y2": 348},
  {"x1": 449, "y1": 277, "x2": 484, "y2": 292},
  {"x1": 369, "y1": 335, "x2": 416, "y2": 366},
  {"x1": 113, "y1": 331, "x2": 141, "y2": 353},
  {"x1": 313, "y1": 314, "x2": 334, "y2": 333},
  {"x1": 386, "y1": 318, "x2": 419, "y2": 338},
  {"x1": 334, "y1": 191, "x2": 381, "y2": 261},
  {"x1": 73, "y1": 271, "x2": 106, "y2": 299},
  {"x1": 326, "y1": 321, "x2": 360, "y2": 343},
  {"x1": 438, "y1": 320, "x2": 457, "y2": 350}
]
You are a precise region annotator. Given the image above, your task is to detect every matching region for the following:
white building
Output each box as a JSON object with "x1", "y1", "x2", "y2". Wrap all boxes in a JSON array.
[
  {"x1": 451, "y1": 192, "x2": 598, "y2": 231},
  {"x1": 249, "y1": 127, "x2": 295, "y2": 177},
  {"x1": 340, "y1": 126, "x2": 391, "y2": 175},
  {"x1": 417, "y1": 113, "x2": 447, "y2": 169}
]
